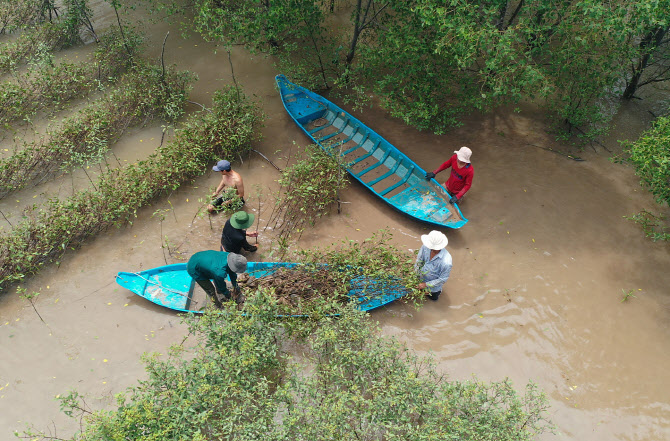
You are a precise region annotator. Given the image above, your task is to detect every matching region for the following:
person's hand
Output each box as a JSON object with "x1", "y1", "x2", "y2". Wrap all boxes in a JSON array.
[
  {"x1": 425, "y1": 171, "x2": 436, "y2": 180},
  {"x1": 247, "y1": 231, "x2": 258, "y2": 238},
  {"x1": 449, "y1": 195, "x2": 458, "y2": 204},
  {"x1": 417, "y1": 282, "x2": 427, "y2": 290}
]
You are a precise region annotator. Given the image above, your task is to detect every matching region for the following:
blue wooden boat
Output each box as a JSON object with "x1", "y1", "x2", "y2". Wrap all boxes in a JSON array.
[
  {"x1": 276, "y1": 74, "x2": 468, "y2": 229},
  {"x1": 116, "y1": 261, "x2": 410, "y2": 314}
]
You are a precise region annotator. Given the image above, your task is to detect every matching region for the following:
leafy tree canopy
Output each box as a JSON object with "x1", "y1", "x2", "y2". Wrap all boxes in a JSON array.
[{"x1": 21, "y1": 293, "x2": 553, "y2": 440}]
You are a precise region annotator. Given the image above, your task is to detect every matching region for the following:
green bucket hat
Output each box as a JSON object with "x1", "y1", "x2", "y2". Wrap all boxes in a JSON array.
[{"x1": 230, "y1": 211, "x2": 255, "y2": 229}]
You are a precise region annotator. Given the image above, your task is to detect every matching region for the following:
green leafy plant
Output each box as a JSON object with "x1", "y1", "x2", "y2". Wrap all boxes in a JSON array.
[
  {"x1": 621, "y1": 289, "x2": 637, "y2": 302},
  {"x1": 19, "y1": 297, "x2": 553, "y2": 440},
  {"x1": 0, "y1": 86, "x2": 261, "y2": 292},
  {"x1": 624, "y1": 210, "x2": 670, "y2": 242},
  {"x1": 0, "y1": 61, "x2": 192, "y2": 199},
  {"x1": 0, "y1": 0, "x2": 95, "y2": 72},
  {"x1": 0, "y1": 30, "x2": 137, "y2": 131},
  {"x1": 265, "y1": 144, "x2": 348, "y2": 250},
  {"x1": 620, "y1": 115, "x2": 670, "y2": 208},
  {"x1": 0, "y1": 0, "x2": 39, "y2": 33}
]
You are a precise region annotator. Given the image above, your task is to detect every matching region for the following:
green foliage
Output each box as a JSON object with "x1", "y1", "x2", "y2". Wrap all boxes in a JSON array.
[
  {"x1": 21, "y1": 298, "x2": 552, "y2": 440},
  {"x1": 141, "y1": 0, "x2": 669, "y2": 137},
  {"x1": 621, "y1": 115, "x2": 670, "y2": 207},
  {"x1": 0, "y1": 0, "x2": 94, "y2": 72},
  {"x1": 294, "y1": 230, "x2": 425, "y2": 312},
  {"x1": 266, "y1": 144, "x2": 348, "y2": 246},
  {"x1": 0, "y1": 0, "x2": 42, "y2": 33},
  {"x1": 0, "y1": 60, "x2": 190, "y2": 199},
  {"x1": 0, "y1": 30, "x2": 137, "y2": 131},
  {"x1": 0, "y1": 87, "x2": 262, "y2": 291},
  {"x1": 624, "y1": 210, "x2": 670, "y2": 242}
]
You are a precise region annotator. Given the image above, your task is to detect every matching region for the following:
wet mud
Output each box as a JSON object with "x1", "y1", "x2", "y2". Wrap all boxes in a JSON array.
[{"x1": 0, "y1": 3, "x2": 669, "y2": 440}]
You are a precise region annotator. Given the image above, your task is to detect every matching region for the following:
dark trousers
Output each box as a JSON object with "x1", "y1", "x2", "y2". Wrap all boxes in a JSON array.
[
  {"x1": 427, "y1": 291, "x2": 441, "y2": 301},
  {"x1": 195, "y1": 279, "x2": 230, "y2": 307}
]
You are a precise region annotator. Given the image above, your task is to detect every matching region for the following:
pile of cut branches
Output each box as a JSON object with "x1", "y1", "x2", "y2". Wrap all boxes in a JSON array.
[
  {"x1": 234, "y1": 232, "x2": 424, "y2": 315},
  {"x1": 265, "y1": 145, "x2": 348, "y2": 252},
  {"x1": 237, "y1": 267, "x2": 348, "y2": 307}
]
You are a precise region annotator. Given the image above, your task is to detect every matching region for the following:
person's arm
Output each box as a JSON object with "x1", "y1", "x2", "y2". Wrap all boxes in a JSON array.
[
  {"x1": 228, "y1": 269, "x2": 238, "y2": 288},
  {"x1": 212, "y1": 177, "x2": 225, "y2": 197},
  {"x1": 433, "y1": 156, "x2": 455, "y2": 175},
  {"x1": 241, "y1": 234, "x2": 258, "y2": 251}
]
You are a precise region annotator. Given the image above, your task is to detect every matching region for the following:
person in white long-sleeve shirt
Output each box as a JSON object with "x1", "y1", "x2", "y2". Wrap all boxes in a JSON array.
[{"x1": 414, "y1": 230, "x2": 452, "y2": 301}]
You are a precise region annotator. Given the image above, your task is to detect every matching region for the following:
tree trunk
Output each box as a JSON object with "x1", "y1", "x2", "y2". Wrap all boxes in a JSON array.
[
  {"x1": 345, "y1": 0, "x2": 364, "y2": 65},
  {"x1": 623, "y1": 26, "x2": 668, "y2": 99},
  {"x1": 497, "y1": 2, "x2": 509, "y2": 31}
]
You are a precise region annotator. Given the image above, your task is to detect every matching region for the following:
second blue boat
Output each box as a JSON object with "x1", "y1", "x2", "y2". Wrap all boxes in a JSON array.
[{"x1": 276, "y1": 74, "x2": 468, "y2": 229}]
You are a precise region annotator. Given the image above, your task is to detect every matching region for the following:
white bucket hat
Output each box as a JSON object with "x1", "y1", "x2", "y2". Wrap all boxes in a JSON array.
[
  {"x1": 454, "y1": 146, "x2": 472, "y2": 163},
  {"x1": 421, "y1": 230, "x2": 448, "y2": 250}
]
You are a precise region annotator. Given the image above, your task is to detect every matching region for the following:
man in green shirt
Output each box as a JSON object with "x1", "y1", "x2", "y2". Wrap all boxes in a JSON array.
[{"x1": 186, "y1": 251, "x2": 248, "y2": 308}]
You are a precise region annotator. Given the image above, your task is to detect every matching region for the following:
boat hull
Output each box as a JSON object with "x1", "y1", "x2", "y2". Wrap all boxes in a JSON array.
[
  {"x1": 116, "y1": 262, "x2": 408, "y2": 313},
  {"x1": 276, "y1": 74, "x2": 468, "y2": 229}
]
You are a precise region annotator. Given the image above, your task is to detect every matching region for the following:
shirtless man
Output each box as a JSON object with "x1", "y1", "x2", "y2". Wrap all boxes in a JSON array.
[{"x1": 207, "y1": 160, "x2": 245, "y2": 213}]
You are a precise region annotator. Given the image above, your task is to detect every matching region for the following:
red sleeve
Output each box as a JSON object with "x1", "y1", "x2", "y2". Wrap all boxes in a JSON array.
[{"x1": 433, "y1": 155, "x2": 456, "y2": 175}]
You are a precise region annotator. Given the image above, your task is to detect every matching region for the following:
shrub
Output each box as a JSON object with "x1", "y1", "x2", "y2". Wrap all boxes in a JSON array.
[
  {"x1": 0, "y1": 30, "x2": 137, "y2": 130},
  {"x1": 20, "y1": 297, "x2": 552, "y2": 440},
  {"x1": 0, "y1": 87, "x2": 262, "y2": 291},
  {"x1": 0, "y1": 60, "x2": 191, "y2": 199}
]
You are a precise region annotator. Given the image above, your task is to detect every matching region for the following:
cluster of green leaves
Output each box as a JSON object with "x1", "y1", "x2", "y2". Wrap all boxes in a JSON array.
[
  {"x1": 0, "y1": 0, "x2": 42, "y2": 33},
  {"x1": 0, "y1": 87, "x2": 262, "y2": 291},
  {"x1": 265, "y1": 144, "x2": 348, "y2": 247},
  {"x1": 146, "y1": 0, "x2": 669, "y2": 139},
  {"x1": 20, "y1": 298, "x2": 552, "y2": 440},
  {"x1": 351, "y1": 0, "x2": 669, "y2": 137},
  {"x1": 0, "y1": 60, "x2": 191, "y2": 199},
  {"x1": 0, "y1": 0, "x2": 94, "y2": 72},
  {"x1": 625, "y1": 211, "x2": 670, "y2": 242},
  {"x1": 622, "y1": 115, "x2": 670, "y2": 208},
  {"x1": 618, "y1": 114, "x2": 670, "y2": 240},
  {"x1": 290, "y1": 230, "x2": 425, "y2": 315},
  {"x1": 0, "y1": 30, "x2": 137, "y2": 131}
]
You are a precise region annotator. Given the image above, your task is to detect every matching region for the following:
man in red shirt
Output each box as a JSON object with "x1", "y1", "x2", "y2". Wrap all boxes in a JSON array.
[{"x1": 425, "y1": 146, "x2": 474, "y2": 204}]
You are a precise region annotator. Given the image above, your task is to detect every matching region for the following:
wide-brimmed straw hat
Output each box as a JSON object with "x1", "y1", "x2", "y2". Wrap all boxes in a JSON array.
[
  {"x1": 421, "y1": 230, "x2": 448, "y2": 250},
  {"x1": 230, "y1": 211, "x2": 255, "y2": 229},
  {"x1": 454, "y1": 146, "x2": 472, "y2": 163},
  {"x1": 227, "y1": 253, "x2": 248, "y2": 273}
]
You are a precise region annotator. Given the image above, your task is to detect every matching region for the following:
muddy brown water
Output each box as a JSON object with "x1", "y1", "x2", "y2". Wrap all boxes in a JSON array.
[{"x1": 1, "y1": 3, "x2": 670, "y2": 440}]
